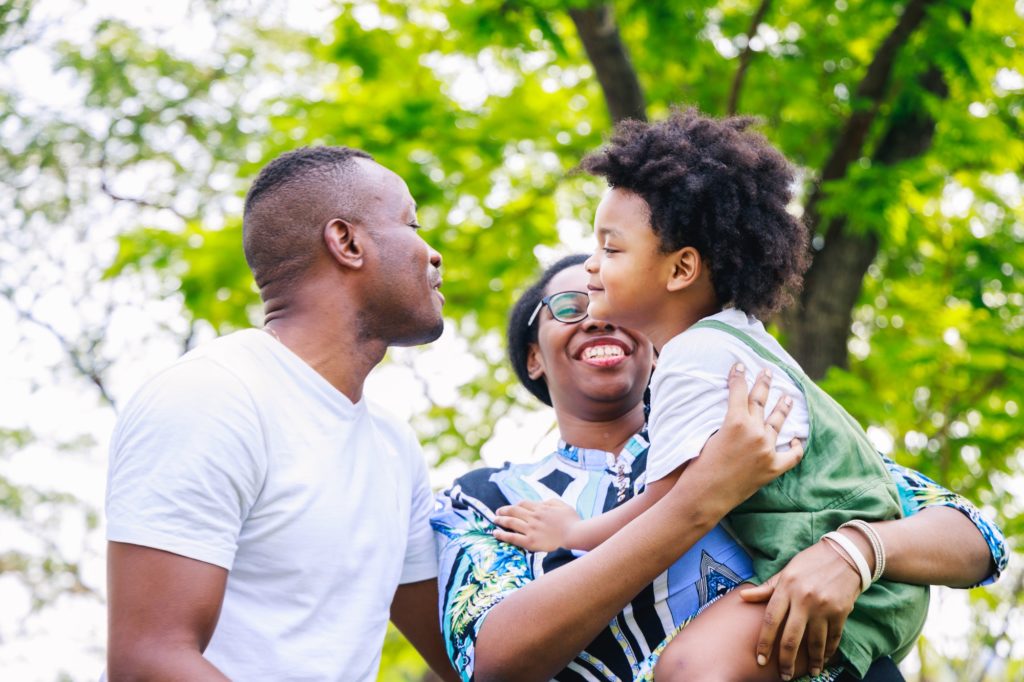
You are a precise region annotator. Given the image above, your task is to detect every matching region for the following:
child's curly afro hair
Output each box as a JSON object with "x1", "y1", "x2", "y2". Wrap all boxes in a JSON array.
[{"x1": 579, "y1": 108, "x2": 809, "y2": 317}]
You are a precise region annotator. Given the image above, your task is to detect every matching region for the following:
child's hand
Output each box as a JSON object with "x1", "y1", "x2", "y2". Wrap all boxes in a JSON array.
[{"x1": 492, "y1": 499, "x2": 583, "y2": 552}]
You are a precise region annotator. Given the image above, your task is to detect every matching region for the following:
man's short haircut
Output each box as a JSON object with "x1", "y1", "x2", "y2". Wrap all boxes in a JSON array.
[
  {"x1": 579, "y1": 108, "x2": 809, "y2": 317},
  {"x1": 243, "y1": 146, "x2": 373, "y2": 290},
  {"x1": 507, "y1": 254, "x2": 589, "y2": 407}
]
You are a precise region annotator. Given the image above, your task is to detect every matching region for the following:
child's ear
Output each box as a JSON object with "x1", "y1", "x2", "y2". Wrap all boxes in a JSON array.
[
  {"x1": 526, "y1": 343, "x2": 546, "y2": 380},
  {"x1": 666, "y1": 247, "x2": 703, "y2": 292}
]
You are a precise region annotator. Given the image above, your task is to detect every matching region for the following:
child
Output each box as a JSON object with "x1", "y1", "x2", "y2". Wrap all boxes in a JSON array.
[{"x1": 496, "y1": 109, "x2": 928, "y2": 680}]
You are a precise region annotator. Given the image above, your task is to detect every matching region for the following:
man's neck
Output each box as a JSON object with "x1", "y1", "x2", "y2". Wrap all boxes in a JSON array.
[
  {"x1": 553, "y1": 403, "x2": 646, "y2": 457},
  {"x1": 263, "y1": 295, "x2": 384, "y2": 404}
]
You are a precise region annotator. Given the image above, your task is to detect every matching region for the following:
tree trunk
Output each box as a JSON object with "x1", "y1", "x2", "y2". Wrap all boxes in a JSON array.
[
  {"x1": 783, "y1": 0, "x2": 941, "y2": 379},
  {"x1": 786, "y1": 66, "x2": 950, "y2": 379},
  {"x1": 568, "y1": 4, "x2": 647, "y2": 123}
]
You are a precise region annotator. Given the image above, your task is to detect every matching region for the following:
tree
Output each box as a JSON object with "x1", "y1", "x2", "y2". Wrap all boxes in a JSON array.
[{"x1": 1, "y1": 0, "x2": 1021, "y2": 679}]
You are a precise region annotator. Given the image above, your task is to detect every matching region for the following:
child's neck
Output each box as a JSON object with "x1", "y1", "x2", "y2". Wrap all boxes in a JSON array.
[{"x1": 646, "y1": 297, "x2": 722, "y2": 354}]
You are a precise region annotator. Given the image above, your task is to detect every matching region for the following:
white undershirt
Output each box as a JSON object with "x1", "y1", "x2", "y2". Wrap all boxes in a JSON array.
[
  {"x1": 646, "y1": 308, "x2": 810, "y2": 483},
  {"x1": 106, "y1": 330, "x2": 437, "y2": 681}
]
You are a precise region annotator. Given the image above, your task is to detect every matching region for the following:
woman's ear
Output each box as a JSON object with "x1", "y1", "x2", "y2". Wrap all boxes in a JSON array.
[
  {"x1": 666, "y1": 246, "x2": 703, "y2": 292},
  {"x1": 324, "y1": 217, "x2": 364, "y2": 270},
  {"x1": 526, "y1": 343, "x2": 545, "y2": 380}
]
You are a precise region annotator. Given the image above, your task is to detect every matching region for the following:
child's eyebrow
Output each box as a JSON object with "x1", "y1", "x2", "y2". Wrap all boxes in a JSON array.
[{"x1": 595, "y1": 226, "x2": 621, "y2": 238}]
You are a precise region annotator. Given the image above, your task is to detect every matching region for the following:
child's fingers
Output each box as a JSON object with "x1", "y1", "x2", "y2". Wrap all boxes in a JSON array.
[
  {"x1": 725, "y1": 362, "x2": 749, "y2": 416},
  {"x1": 747, "y1": 367, "x2": 772, "y2": 420},
  {"x1": 738, "y1": 581, "x2": 775, "y2": 603},
  {"x1": 493, "y1": 515, "x2": 529, "y2": 535},
  {"x1": 492, "y1": 528, "x2": 527, "y2": 546},
  {"x1": 764, "y1": 394, "x2": 794, "y2": 437}
]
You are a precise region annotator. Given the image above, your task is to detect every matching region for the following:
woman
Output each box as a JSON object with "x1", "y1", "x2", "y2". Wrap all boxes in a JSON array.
[{"x1": 431, "y1": 255, "x2": 1006, "y2": 681}]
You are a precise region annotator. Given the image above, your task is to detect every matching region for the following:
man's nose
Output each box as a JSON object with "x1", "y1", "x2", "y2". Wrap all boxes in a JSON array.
[{"x1": 429, "y1": 247, "x2": 442, "y2": 269}]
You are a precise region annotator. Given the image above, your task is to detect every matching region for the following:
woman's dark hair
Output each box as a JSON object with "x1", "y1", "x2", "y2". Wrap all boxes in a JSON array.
[
  {"x1": 507, "y1": 254, "x2": 589, "y2": 406},
  {"x1": 579, "y1": 108, "x2": 809, "y2": 317}
]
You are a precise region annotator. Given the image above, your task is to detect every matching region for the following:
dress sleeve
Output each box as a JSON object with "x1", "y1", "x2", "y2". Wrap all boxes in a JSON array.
[
  {"x1": 431, "y1": 481, "x2": 534, "y2": 681},
  {"x1": 882, "y1": 455, "x2": 1008, "y2": 587}
]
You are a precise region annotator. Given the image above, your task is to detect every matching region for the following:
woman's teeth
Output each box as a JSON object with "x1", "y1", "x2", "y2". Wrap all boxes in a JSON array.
[{"x1": 582, "y1": 345, "x2": 625, "y2": 360}]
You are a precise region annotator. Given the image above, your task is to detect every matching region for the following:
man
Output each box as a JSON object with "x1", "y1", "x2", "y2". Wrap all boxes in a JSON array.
[{"x1": 105, "y1": 147, "x2": 456, "y2": 680}]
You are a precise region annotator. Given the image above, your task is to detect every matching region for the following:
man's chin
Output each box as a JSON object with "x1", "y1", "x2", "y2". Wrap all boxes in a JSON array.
[{"x1": 392, "y1": 317, "x2": 444, "y2": 347}]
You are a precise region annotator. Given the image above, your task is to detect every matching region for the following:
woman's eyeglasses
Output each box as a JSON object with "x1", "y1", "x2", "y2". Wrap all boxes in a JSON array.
[{"x1": 527, "y1": 291, "x2": 589, "y2": 326}]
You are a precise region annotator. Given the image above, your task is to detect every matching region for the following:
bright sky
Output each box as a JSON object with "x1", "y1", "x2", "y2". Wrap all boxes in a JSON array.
[{"x1": 0, "y1": 1, "x2": 1013, "y2": 680}]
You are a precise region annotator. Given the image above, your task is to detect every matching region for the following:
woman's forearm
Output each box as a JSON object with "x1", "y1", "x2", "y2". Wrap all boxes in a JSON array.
[
  {"x1": 872, "y1": 506, "x2": 994, "y2": 588},
  {"x1": 474, "y1": 477, "x2": 727, "y2": 681}
]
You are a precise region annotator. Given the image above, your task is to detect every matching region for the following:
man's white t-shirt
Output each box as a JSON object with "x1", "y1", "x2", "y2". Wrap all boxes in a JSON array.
[
  {"x1": 106, "y1": 329, "x2": 437, "y2": 681},
  {"x1": 646, "y1": 308, "x2": 811, "y2": 483}
]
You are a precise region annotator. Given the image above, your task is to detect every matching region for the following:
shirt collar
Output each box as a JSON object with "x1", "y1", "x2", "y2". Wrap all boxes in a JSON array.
[{"x1": 555, "y1": 430, "x2": 649, "y2": 471}]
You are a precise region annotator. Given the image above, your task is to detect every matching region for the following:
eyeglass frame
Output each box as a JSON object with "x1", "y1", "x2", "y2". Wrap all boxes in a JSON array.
[{"x1": 527, "y1": 290, "x2": 590, "y2": 327}]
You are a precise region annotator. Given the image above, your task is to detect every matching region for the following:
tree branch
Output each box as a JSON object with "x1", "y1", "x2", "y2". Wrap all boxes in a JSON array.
[
  {"x1": 100, "y1": 177, "x2": 187, "y2": 221},
  {"x1": 727, "y1": 0, "x2": 773, "y2": 115},
  {"x1": 804, "y1": 0, "x2": 935, "y2": 231},
  {"x1": 568, "y1": 3, "x2": 647, "y2": 123}
]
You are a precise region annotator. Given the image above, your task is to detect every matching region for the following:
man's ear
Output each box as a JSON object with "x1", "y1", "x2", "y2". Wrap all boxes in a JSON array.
[
  {"x1": 324, "y1": 217, "x2": 364, "y2": 270},
  {"x1": 526, "y1": 343, "x2": 546, "y2": 381},
  {"x1": 666, "y1": 246, "x2": 703, "y2": 292}
]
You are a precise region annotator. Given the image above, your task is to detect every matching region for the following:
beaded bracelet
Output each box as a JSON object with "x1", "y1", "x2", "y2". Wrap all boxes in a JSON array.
[{"x1": 840, "y1": 519, "x2": 886, "y2": 583}]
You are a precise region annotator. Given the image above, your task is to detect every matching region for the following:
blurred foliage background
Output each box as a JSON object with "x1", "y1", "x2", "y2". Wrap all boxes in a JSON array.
[{"x1": 0, "y1": 0, "x2": 1022, "y2": 679}]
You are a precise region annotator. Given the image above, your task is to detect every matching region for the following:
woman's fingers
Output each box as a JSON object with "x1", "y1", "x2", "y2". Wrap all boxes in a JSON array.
[
  {"x1": 824, "y1": 614, "x2": 846, "y2": 664},
  {"x1": 726, "y1": 362, "x2": 749, "y2": 416},
  {"x1": 804, "y1": 614, "x2": 829, "y2": 677},
  {"x1": 775, "y1": 602, "x2": 808, "y2": 681},
  {"x1": 748, "y1": 367, "x2": 772, "y2": 421},
  {"x1": 739, "y1": 581, "x2": 775, "y2": 603},
  {"x1": 775, "y1": 438, "x2": 804, "y2": 477},
  {"x1": 754, "y1": 576, "x2": 786, "y2": 668},
  {"x1": 765, "y1": 393, "x2": 794, "y2": 437}
]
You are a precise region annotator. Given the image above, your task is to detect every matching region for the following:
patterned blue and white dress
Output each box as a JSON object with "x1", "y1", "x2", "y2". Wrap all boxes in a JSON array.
[{"x1": 430, "y1": 432, "x2": 1006, "y2": 682}]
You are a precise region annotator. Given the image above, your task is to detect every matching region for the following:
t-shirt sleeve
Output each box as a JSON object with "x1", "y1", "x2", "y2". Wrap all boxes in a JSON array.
[
  {"x1": 430, "y1": 480, "x2": 533, "y2": 681},
  {"x1": 399, "y1": 430, "x2": 439, "y2": 584},
  {"x1": 646, "y1": 367, "x2": 727, "y2": 484},
  {"x1": 105, "y1": 358, "x2": 267, "y2": 570},
  {"x1": 883, "y1": 455, "x2": 1008, "y2": 587}
]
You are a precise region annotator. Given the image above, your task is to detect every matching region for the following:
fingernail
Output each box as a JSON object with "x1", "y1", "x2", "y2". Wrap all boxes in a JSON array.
[
  {"x1": 781, "y1": 674, "x2": 792, "y2": 681},
  {"x1": 736, "y1": 363, "x2": 746, "y2": 373},
  {"x1": 764, "y1": 367, "x2": 773, "y2": 378},
  {"x1": 757, "y1": 654, "x2": 766, "y2": 666},
  {"x1": 810, "y1": 667, "x2": 821, "y2": 676},
  {"x1": 784, "y1": 396, "x2": 793, "y2": 407}
]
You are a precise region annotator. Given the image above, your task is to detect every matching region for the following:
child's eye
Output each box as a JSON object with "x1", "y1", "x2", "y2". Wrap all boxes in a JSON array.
[{"x1": 603, "y1": 247, "x2": 618, "y2": 254}]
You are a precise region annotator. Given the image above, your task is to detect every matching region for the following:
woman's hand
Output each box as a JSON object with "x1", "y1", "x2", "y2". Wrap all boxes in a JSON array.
[
  {"x1": 739, "y1": 538, "x2": 863, "y2": 679},
  {"x1": 681, "y1": 364, "x2": 805, "y2": 514},
  {"x1": 494, "y1": 499, "x2": 584, "y2": 552}
]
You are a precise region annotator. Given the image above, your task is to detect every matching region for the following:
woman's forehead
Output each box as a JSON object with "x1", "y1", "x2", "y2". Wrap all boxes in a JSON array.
[{"x1": 546, "y1": 264, "x2": 587, "y2": 295}]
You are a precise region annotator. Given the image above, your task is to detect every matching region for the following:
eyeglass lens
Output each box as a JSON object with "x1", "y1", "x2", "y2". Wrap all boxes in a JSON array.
[{"x1": 549, "y1": 292, "x2": 588, "y2": 322}]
